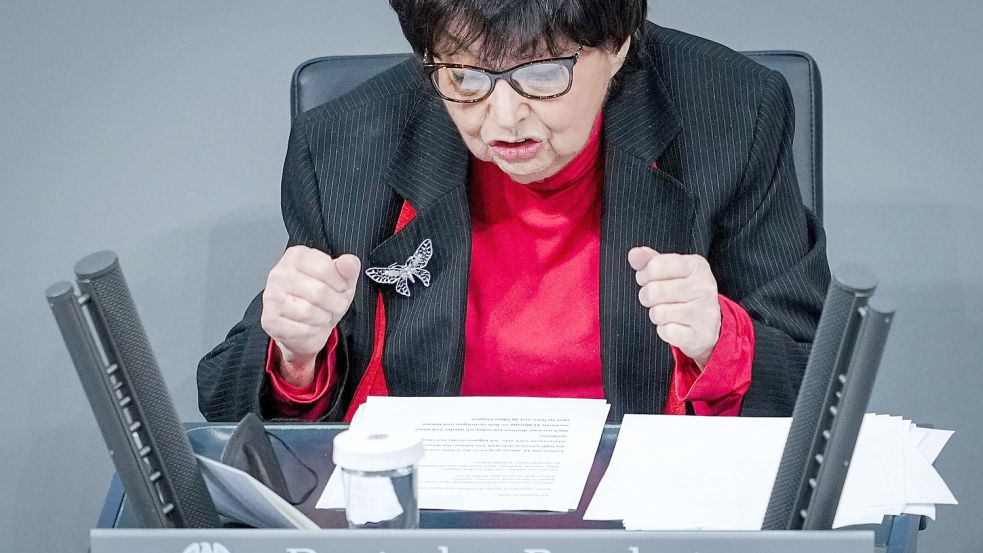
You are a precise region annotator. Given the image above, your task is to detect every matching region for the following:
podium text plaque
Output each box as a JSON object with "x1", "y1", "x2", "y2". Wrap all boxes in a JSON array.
[{"x1": 92, "y1": 528, "x2": 873, "y2": 553}]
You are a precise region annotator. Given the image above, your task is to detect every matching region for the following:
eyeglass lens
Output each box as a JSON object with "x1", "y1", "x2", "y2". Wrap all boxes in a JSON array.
[{"x1": 431, "y1": 61, "x2": 572, "y2": 101}]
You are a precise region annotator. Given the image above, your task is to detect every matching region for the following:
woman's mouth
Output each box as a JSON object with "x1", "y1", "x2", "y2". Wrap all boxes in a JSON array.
[{"x1": 490, "y1": 138, "x2": 543, "y2": 161}]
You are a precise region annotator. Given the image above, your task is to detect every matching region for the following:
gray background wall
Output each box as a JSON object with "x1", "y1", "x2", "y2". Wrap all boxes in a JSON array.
[{"x1": 1, "y1": 1, "x2": 979, "y2": 551}]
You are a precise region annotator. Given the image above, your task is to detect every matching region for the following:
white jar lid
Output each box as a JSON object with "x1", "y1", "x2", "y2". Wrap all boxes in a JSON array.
[{"x1": 333, "y1": 428, "x2": 425, "y2": 472}]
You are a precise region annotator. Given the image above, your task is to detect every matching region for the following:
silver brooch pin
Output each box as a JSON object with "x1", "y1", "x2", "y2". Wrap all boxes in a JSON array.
[{"x1": 365, "y1": 239, "x2": 433, "y2": 297}]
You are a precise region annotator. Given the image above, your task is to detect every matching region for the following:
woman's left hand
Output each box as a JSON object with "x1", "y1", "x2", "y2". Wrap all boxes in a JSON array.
[{"x1": 628, "y1": 246, "x2": 722, "y2": 369}]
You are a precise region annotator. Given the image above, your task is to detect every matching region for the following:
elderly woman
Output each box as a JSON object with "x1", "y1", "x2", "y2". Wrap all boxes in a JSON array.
[{"x1": 198, "y1": 0, "x2": 829, "y2": 423}]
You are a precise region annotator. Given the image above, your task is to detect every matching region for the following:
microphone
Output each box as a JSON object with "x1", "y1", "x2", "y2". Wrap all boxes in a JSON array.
[
  {"x1": 47, "y1": 251, "x2": 219, "y2": 528},
  {"x1": 762, "y1": 264, "x2": 893, "y2": 530}
]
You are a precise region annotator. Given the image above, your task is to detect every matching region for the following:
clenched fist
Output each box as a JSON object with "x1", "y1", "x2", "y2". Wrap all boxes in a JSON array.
[
  {"x1": 628, "y1": 247, "x2": 721, "y2": 369},
  {"x1": 261, "y1": 245, "x2": 361, "y2": 387}
]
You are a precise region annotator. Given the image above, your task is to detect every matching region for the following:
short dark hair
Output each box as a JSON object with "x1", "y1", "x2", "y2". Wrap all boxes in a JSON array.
[{"x1": 389, "y1": 0, "x2": 648, "y2": 68}]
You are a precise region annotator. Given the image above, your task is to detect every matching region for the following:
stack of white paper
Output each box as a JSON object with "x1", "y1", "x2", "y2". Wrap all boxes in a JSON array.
[
  {"x1": 585, "y1": 414, "x2": 956, "y2": 530},
  {"x1": 584, "y1": 415, "x2": 793, "y2": 530},
  {"x1": 833, "y1": 414, "x2": 957, "y2": 527},
  {"x1": 317, "y1": 396, "x2": 610, "y2": 512}
]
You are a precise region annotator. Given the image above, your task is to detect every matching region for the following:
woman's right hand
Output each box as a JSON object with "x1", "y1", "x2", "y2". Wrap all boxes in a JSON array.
[{"x1": 261, "y1": 245, "x2": 361, "y2": 388}]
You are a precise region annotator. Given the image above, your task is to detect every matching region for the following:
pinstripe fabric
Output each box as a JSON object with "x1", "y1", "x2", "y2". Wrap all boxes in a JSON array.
[{"x1": 197, "y1": 24, "x2": 830, "y2": 422}]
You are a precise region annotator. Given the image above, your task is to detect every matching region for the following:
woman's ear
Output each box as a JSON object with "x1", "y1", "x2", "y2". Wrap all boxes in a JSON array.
[{"x1": 609, "y1": 37, "x2": 632, "y2": 77}]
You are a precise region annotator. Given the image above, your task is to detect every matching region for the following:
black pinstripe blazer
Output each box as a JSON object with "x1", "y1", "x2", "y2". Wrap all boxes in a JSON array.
[{"x1": 198, "y1": 25, "x2": 830, "y2": 423}]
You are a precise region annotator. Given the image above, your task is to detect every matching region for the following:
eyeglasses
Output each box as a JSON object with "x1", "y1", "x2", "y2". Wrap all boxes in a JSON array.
[{"x1": 424, "y1": 46, "x2": 582, "y2": 103}]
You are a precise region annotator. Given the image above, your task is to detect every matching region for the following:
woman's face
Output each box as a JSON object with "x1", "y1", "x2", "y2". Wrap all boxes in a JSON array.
[{"x1": 434, "y1": 39, "x2": 630, "y2": 184}]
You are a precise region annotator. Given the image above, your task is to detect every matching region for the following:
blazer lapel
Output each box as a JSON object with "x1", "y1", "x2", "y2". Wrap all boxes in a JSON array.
[
  {"x1": 367, "y1": 90, "x2": 472, "y2": 397},
  {"x1": 600, "y1": 59, "x2": 696, "y2": 419}
]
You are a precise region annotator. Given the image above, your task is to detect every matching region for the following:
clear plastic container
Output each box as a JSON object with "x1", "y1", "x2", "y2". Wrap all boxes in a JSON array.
[{"x1": 333, "y1": 429, "x2": 424, "y2": 529}]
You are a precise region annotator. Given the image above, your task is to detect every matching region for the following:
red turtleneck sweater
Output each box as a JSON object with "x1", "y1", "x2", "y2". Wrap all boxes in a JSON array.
[{"x1": 265, "y1": 115, "x2": 753, "y2": 419}]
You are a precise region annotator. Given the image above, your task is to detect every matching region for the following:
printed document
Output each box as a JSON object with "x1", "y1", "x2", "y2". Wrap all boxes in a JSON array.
[{"x1": 317, "y1": 396, "x2": 609, "y2": 512}]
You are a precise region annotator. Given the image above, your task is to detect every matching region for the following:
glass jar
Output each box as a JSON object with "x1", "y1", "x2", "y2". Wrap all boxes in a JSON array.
[{"x1": 333, "y1": 429, "x2": 424, "y2": 529}]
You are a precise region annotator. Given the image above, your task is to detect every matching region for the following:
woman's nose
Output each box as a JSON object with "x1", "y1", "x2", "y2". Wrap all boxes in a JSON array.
[{"x1": 486, "y1": 80, "x2": 530, "y2": 130}]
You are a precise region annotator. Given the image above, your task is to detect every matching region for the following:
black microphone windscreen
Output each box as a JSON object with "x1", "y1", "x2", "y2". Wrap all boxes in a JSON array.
[
  {"x1": 762, "y1": 264, "x2": 876, "y2": 530},
  {"x1": 74, "y1": 251, "x2": 219, "y2": 528}
]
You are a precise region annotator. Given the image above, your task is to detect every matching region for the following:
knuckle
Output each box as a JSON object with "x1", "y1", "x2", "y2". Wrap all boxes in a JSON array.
[
  {"x1": 279, "y1": 295, "x2": 298, "y2": 317},
  {"x1": 295, "y1": 301, "x2": 314, "y2": 321},
  {"x1": 310, "y1": 280, "x2": 330, "y2": 299},
  {"x1": 314, "y1": 257, "x2": 331, "y2": 275},
  {"x1": 318, "y1": 291, "x2": 339, "y2": 312},
  {"x1": 283, "y1": 274, "x2": 306, "y2": 296},
  {"x1": 649, "y1": 306, "x2": 660, "y2": 324},
  {"x1": 321, "y1": 310, "x2": 336, "y2": 327},
  {"x1": 261, "y1": 314, "x2": 284, "y2": 339},
  {"x1": 684, "y1": 256, "x2": 703, "y2": 275},
  {"x1": 318, "y1": 295, "x2": 337, "y2": 316},
  {"x1": 648, "y1": 282, "x2": 663, "y2": 302},
  {"x1": 639, "y1": 284, "x2": 655, "y2": 306},
  {"x1": 300, "y1": 324, "x2": 318, "y2": 340},
  {"x1": 283, "y1": 246, "x2": 306, "y2": 263},
  {"x1": 272, "y1": 267, "x2": 296, "y2": 287},
  {"x1": 261, "y1": 299, "x2": 280, "y2": 320},
  {"x1": 329, "y1": 295, "x2": 351, "y2": 317},
  {"x1": 645, "y1": 255, "x2": 663, "y2": 272}
]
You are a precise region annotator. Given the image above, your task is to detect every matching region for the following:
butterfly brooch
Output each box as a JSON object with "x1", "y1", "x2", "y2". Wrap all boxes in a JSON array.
[{"x1": 365, "y1": 239, "x2": 433, "y2": 297}]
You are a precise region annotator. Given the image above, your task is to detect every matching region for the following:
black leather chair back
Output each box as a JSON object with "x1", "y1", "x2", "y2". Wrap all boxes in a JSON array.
[
  {"x1": 291, "y1": 51, "x2": 822, "y2": 219},
  {"x1": 748, "y1": 52, "x2": 823, "y2": 219}
]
